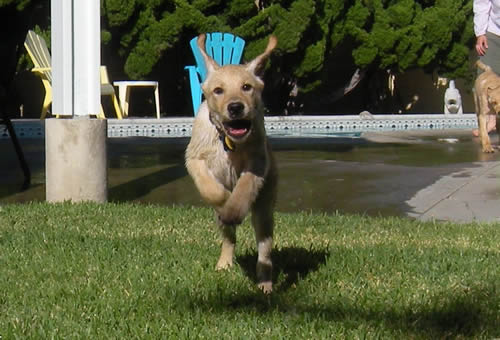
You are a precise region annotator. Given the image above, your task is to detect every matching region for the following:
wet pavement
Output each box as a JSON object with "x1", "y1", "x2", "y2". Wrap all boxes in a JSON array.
[{"x1": 1, "y1": 129, "x2": 500, "y2": 223}]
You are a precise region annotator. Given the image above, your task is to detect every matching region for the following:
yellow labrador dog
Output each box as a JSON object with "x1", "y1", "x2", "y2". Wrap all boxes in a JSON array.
[
  {"x1": 185, "y1": 34, "x2": 278, "y2": 293},
  {"x1": 474, "y1": 60, "x2": 500, "y2": 153}
]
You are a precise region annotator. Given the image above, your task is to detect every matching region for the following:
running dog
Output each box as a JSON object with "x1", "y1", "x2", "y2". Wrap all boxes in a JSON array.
[
  {"x1": 474, "y1": 60, "x2": 500, "y2": 153},
  {"x1": 185, "y1": 34, "x2": 278, "y2": 293}
]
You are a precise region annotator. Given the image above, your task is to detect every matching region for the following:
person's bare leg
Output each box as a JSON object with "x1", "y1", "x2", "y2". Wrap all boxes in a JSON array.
[{"x1": 490, "y1": 114, "x2": 497, "y2": 132}]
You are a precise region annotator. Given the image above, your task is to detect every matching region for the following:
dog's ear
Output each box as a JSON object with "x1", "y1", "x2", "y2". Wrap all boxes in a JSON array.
[
  {"x1": 245, "y1": 35, "x2": 278, "y2": 77},
  {"x1": 197, "y1": 33, "x2": 220, "y2": 76}
]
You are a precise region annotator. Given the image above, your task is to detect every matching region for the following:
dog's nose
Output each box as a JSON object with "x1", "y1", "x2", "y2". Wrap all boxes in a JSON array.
[{"x1": 227, "y1": 102, "x2": 244, "y2": 118}]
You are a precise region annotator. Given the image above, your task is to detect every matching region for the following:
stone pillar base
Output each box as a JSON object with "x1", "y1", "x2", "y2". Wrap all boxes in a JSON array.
[{"x1": 46, "y1": 118, "x2": 107, "y2": 203}]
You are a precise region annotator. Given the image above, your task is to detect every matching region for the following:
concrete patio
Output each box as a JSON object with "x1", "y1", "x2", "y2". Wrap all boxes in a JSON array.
[{"x1": 2, "y1": 126, "x2": 500, "y2": 224}]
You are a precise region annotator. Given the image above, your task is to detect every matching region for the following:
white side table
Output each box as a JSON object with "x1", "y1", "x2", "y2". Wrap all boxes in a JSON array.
[{"x1": 113, "y1": 81, "x2": 160, "y2": 119}]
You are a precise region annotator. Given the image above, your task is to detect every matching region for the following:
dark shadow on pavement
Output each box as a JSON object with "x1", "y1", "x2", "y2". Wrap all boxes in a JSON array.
[
  {"x1": 109, "y1": 163, "x2": 187, "y2": 202},
  {"x1": 0, "y1": 183, "x2": 43, "y2": 201}
]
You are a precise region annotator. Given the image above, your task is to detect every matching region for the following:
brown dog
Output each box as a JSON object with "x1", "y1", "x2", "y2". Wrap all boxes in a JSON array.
[
  {"x1": 474, "y1": 60, "x2": 500, "y2": 153},
  {"x1": 185, "y1": 34, "x2": 278, "y2": 293}
]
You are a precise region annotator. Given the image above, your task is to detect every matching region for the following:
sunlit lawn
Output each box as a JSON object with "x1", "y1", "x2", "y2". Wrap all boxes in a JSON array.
[{"x1": 0, "y1": 202, "x2": 498, "y2": 338}]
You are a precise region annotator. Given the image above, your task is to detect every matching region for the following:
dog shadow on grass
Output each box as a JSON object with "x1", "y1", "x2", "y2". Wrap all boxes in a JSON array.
[
  {"x1": 236, "y1": 246, "x2": 329, "y2": 293},
  {"x1": 187, "y1": 247, "x2": 496, "y2": 338}
]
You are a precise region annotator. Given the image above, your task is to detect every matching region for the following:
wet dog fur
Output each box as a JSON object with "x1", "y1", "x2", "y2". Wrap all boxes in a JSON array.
[
  {"x1": 474, "y1": 60, "x2": 500, "y2": 153},
  {"x1": 185, "y1": 34, "x2": 278, "y2": 293}
]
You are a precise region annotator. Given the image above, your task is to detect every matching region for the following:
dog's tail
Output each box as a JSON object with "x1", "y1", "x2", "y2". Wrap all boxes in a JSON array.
[{"x1": 476, "y1": 60, "x2": 492, "y2": 72}]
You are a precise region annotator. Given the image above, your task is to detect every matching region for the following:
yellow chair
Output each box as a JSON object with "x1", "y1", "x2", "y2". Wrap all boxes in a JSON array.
[
  {"x1": 24, "y1": 30, "x2": 123, "y2": 119},
  {"x1": 99, "y1": 66, "x2": 124, "y2": 119}
]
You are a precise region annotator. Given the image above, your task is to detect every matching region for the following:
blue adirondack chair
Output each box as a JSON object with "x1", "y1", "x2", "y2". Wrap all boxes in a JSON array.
[{"x1": 185, "y1": 32, "x2": 246, "y2": 115}]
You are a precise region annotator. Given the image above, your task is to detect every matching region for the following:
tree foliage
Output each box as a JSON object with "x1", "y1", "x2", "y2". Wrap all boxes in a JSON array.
[
  {"x1": 348, "y1": 0, "x2": 472, "y2": 75},
  {"x1": 100, "y1": 0, "x2": 474, "y2": 112},
  {"x1": 0, "y1": 0, "x2": 48, "y2": 116},
  {"x1": 1, "y1": 0, "x2": 476, "y2": 114}
]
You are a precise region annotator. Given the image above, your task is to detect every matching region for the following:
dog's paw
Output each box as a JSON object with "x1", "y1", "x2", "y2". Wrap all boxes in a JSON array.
[
  {"x1": 258, "y1": 281, "x2": 272, "y2": 294},
  {"x1": 215, "y1": 257, "x2": 233, "y2": 271},
  {"x1": 482, "y1": 145, "x2": 495, "y2": 153}
]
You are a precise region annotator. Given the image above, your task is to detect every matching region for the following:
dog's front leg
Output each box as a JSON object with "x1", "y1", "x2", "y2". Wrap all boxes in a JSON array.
[
  {"x1": 218, "y1": 172, "x2": 264, "y2": 226},
  {"x1": 187, "y1": 158, "x2": 236, "y2": 270},
  {"x1": 186, "y1": 159, "x2": 231, "y2": 207},
  {"x1": 215, "y1": 222, "x2": 236, "y2": 270}
]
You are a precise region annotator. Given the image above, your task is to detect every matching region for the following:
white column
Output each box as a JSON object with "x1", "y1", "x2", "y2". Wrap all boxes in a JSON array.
[
  {"x1": 50, "y1": 0, "x2": 73, "y2": 116},
  {"x1": 51, "y1": 0, "x2": 100, "y2": 117},
  {"x1": 47, "y1": 0, "x2": 107, "y2": 203},
  {"x1": 46, "y1": 119, "x2": 108, "y2": 203},
  {"x1": 73, "y1": 0, "x2": 100, "y2": 116}
]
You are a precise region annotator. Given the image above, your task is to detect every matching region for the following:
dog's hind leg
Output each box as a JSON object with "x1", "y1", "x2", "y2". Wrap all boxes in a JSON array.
[
  {"x1": 474, "y1": 86, "x2": 495, "y2": 152},
  {"x1": 251, "y1": 201, "x2": 274, "y2": 294},
  {"x1": 216, "y1": 222, "x2": 236, "y2": 270},
  {"x1": 479, "y1": 112, "x2": 495, "y2": 152}
]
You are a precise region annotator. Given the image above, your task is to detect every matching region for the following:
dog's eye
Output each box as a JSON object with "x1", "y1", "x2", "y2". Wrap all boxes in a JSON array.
[
  {"x1": 242, "y1": 84, "x2": 253, "y2": 92},
  {"x1": 214, "y1": 87, "x2": 224, "y2": 95}
]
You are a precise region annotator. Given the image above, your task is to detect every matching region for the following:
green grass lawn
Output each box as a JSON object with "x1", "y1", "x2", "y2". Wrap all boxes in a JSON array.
[{"x1": 0, "y1": 202, "x2": 498, "y2": 339}]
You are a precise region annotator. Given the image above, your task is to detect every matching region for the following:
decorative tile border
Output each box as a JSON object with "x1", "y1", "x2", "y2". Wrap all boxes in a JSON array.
[
  {"x1": 264, "y1": 114, "x2": 478, "y2": 137},
  {"x1": 108, "y1": 118, "x2": 193, "y2": 138},
  {"x1": 0, "y1": 119, "x2": 45, "y2": 139},
  {"x1": 1, "y1": 114, "x2": 478, "y2": 139}
]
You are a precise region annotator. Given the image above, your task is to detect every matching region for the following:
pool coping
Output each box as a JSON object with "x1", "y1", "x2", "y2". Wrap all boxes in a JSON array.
[{"x1": 1, "y1": 113, "x2": 478, "y2": 139}]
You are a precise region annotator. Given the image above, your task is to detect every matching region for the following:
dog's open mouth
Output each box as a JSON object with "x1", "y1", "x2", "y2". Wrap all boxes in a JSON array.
[{"x1": 223, "y1": 119, "x2": 252, "y2": 138}]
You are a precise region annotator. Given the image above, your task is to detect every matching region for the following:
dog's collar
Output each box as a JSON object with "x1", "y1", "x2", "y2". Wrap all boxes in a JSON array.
[
  {"x1": 219, "y1": 134, "x2": 235, "y2": 152},
  {"x1": 209, "y1": 111, "x2": 235, "y2": 152}
]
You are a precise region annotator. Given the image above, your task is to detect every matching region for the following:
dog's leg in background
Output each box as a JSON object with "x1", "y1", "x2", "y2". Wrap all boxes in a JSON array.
[
  {"x1": 473, "y1": 87, "x2": 480, "y2": 138},
  {"x1": 474, "y1": 86, "x2": 495, "y2": 153},
  {"x1": 479, "y1": 114, "x2": 492, "y2": 152},
  {"x1": 478, "y1": 110, "x2": 494, "y2": 152}
]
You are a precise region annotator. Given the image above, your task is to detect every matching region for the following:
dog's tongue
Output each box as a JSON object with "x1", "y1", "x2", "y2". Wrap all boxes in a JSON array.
[{"x1": 228, "y1": 127, "x2": 248, "y2": 137}]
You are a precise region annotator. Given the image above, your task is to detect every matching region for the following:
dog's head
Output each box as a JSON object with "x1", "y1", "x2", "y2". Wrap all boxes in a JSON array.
[
  {"x1": 487, "y1": 84, "x2": 500, "y2": 114},
  {"x1": 198, "y1": 34, "x2": 277, "y2": 145}
]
